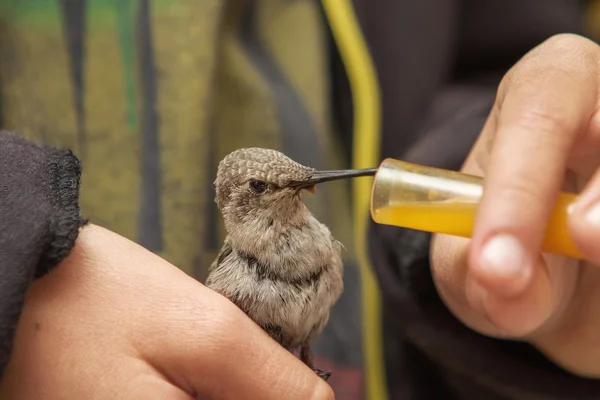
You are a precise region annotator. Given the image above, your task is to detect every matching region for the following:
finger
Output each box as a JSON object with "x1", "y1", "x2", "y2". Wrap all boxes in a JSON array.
[
  {"x1": 431, "y1": 233, "x2": 501, "y2": 337},
  {"x1": 153, "y1": 288, "x2": 334, "y2": 400},
  {"x1": 208, "y1": 297, "x2": 334, "y2": 400},
  {"x1": 432, "y1": 210, "x2": 570, "y2": 339},
  {"x1": 467, "y1": 34, "x2": 599, "y2": 333},
  {"x1": 569, "y1": 160, "x2": 600, "y2": 262}
]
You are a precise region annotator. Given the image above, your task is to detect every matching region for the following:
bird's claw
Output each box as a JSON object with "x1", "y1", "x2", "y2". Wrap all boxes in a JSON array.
[{"x1": 312, "y1": 368, "x2": 332, "y2": 381}]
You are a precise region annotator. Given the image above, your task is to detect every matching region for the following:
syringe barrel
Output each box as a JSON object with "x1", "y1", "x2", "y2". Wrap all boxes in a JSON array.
[{"x1": 369, "y1": 158, "x2": 582, "y2": 259}]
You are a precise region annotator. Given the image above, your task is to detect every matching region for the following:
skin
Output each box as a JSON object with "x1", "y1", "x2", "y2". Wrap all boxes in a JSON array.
[
  {"x1": 0, "y1": 224, "x2": 334, "y2": 400},
  {"x1": 430, "y1": 33, "x2": 600, "y2": 377}
]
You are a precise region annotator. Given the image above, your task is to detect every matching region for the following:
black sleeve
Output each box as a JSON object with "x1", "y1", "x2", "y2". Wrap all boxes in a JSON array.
[
  {"x1": 364, "y1": 0, "x2": 600, "y2": 399},
  {"x1": 0, "y1": 131, "x2": 86, "y2": 378}
]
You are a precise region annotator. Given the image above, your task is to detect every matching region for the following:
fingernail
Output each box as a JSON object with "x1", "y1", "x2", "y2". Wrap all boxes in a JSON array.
[{"x1": 479, "y1": 234, "x2": 527, "y2": 278}]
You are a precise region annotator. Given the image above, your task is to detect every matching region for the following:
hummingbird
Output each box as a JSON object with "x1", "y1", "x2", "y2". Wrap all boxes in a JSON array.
[{"x1": 205, "y1": 147, "x2": 376, "y2": 380}]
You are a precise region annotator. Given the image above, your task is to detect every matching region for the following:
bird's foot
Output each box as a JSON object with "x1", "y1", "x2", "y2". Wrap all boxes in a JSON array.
[{"x1": 312, "y1": 367, "x2": 332, "y2": 381}]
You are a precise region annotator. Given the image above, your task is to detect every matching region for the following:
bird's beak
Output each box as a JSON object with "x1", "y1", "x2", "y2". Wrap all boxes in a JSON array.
[{"x1": 291, "y1": 168, "x2": 378, "y2": 193}]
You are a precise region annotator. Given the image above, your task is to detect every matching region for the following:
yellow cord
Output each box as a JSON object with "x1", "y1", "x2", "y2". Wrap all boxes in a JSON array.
[{"x1": 321, "y1": 1, "x2": 386, "y2": 399}]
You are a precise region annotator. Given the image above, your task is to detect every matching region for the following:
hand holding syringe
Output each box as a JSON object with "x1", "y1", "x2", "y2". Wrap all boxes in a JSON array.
[{"x1": 370, "y1": 158, "x2": 582, "y2": 260}]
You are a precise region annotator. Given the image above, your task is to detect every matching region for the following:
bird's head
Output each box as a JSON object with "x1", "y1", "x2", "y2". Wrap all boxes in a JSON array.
[{"x1": 213, "y1": 147, "x2": 376, "y2": 226}]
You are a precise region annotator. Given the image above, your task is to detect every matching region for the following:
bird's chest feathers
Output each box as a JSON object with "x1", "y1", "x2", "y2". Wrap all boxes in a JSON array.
[
  {"x1": 212, "y1": 219, "x2": 342, "y2": 333},
  {"x1": 230, "y1": 216, "x2": 335, "y2": 271}
]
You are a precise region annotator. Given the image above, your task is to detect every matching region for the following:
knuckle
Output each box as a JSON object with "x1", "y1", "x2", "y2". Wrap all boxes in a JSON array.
[
  {"x1": 535, "y1": 34, "x2": 599, "y2": 75},
  {"x1": 311, "y1": 383, "x2": 335, "y2": 400},
  {"x1": 544, "y1": 34, "x2": 600, "y2": 72},
  {"x1": 515, "y1": 102, "x2": 574, "y2": 136},
  {"x1": 542, "y1": 33, "x2": 598, "y2": 55},
  {"x1": 494, "y1": 178, "x2": 548, "y2": 214},
  {"x1": 203, "y1": 297, "x2": 240, "y2": 337},
  {"x1": 500, "y1": 33, "x2": 600, "y2": 99},
  {"x1": 190, "y1": 293, "x2": 242, "y2": 357}
]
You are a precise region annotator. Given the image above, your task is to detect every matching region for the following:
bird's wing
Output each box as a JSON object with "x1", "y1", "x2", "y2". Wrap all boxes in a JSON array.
[{"x1": 208, "y1": 238, "x2": 233, "y2": 275}]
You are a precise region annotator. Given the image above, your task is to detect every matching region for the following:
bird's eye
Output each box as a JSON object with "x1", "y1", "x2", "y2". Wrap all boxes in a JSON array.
[{"x1": 249, "y1": 179, "x2": 267, "y2": 194}]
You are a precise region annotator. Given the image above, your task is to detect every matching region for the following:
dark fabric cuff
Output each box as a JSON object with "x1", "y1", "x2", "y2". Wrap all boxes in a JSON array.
[
  {"x1": 36, "y1": 148, "x2": 88, "y2": 278},
  {"x1": 0, "y1": 131, "x2": 86, "y2": 378}
]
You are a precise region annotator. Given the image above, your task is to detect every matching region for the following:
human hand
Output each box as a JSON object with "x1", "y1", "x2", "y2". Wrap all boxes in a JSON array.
[
  {"x1": 430, "y1": 33, "x2": 600, "y2": 377},
  {"x1": 0, "y1": 224, "x2": 333, "y2": 400}
]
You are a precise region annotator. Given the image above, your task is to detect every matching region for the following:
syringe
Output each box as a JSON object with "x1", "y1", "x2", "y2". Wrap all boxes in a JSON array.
[{"x1": 369, "y1": 158, "x2": 583, "y2": 260}]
